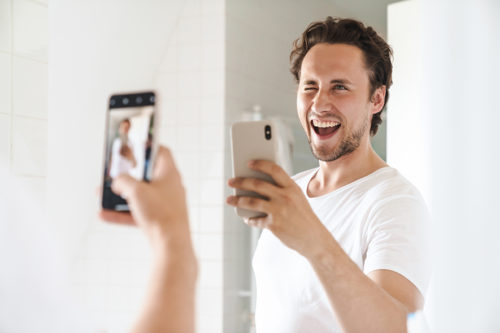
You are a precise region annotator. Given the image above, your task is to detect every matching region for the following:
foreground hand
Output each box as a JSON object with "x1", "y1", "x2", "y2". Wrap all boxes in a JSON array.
[
  {"x1": 100, "y1": 146, "x2": 190, "y2": 248},
  {"x1": 226, "y1": 160, "x2": 328, "y2": 258}
]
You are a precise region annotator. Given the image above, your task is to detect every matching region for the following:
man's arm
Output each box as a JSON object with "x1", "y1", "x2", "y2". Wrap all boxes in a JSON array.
[
  {"x1": 306, "y1": 232, "x2": 420, "y2": 333},
  {"x1": 128, "y1": 236, "x2": 197, "y2": 333},
  {"x1": 100, "y1": 146, "x2": 197, "y2": 333},
  {"x1": 227, "y1": 160, "x2": 420, "y2": 333}
]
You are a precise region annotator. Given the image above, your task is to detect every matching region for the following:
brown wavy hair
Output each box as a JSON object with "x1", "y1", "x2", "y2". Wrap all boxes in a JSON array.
[{"x1": 290, "y1": 17, "x2": 393, "y2": 136}]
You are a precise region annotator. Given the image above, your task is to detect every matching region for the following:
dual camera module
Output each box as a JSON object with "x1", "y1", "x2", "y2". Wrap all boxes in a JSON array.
[{"x1": 265, "y1": 125, "x2": 272, "y2": 140}]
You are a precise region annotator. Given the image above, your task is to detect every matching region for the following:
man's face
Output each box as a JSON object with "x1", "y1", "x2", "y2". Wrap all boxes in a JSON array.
[
  {"x1": 119, "y1": 121, "x2": 130, "y2": 135},
  {"x1": 297, "y1": 43, "x2": 378, "y2": 162}
]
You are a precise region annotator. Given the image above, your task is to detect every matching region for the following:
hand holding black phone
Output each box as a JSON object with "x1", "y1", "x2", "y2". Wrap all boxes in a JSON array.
[{"x1": 101, "y1": 91, "x2": 157, "y2": 212}]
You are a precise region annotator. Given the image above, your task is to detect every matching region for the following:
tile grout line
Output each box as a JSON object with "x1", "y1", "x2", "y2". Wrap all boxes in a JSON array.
[
  {"x1": 9, "y1": 0, "x2": 14, "y2": 177},
  {"x1": 11, "y1": 52, "x2": 48, "y2": 64}
]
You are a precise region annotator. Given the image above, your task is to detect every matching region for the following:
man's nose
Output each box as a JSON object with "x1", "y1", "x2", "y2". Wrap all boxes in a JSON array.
[{"x1": 312, "y1": 88, "x2": 333, "y2": 113}]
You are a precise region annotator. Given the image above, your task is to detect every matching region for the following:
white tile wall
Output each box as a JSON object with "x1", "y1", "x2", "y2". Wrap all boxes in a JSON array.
[
  {"x1": 13, "y1": 0, "x2": 48, "y2": 62},
  {"x1": 181, "y1": 0, "x2": 202, "y2": 19},
  {"x1": 178, "y1": 98, "x2": 201, "y2": 125},
  {"x1": 158, "y1": 125, "x2": 178, "y2": 148},
  {"x1": 159, "y1": 100, "x2": 178, "y2": 126},
  {"x1": 199, "y1": 260, "x2": 223, "y2": 288},
  {"x1": 158, "y1": 46, "x2": 177, "y2": 72},
  {"x1": 201, "y1": 0, "x2": 224, "y2": 19},
  {"x1": 197, "y1": 233, "x2": 223, "y2": 260},
  {"x1": 177, "y1": 151, "x2": 200, "y2": 176},
  {"x1": 200, "y1": 97, "x2": 224, "y2": 124},
  {"x1": 199, "y1": 150, "x2": 223, "y2": 178},
  {"x1": 0, "y1": 113, "x2": 10, "y2": 174},
  {"x1": 200, "y1": 178, "x2": 223, "y2": 205},
  {"x1": 0, "y1": 4, "x2": 51, "y2": 330},
  {"x1": 0, "y1": 53, "x2": 11, "y2": 115},
  {"x1": 12, "y1": 116, "x2": 47, "y2": 176},
  {"x1": 201, "y1": 127, "x2": 223, "y2": 154},
  {"x1": 199, "y1": 205, "x2": 223, "y2": 233},
  {"x1": 176, "y1": 124, "x2": 201, "y2": 151},
  {"x1": 178, "y1": 45, "x2": 202, "y2": 71},
  {"x1": 189, "y1": 206, "x2": 200, "y2": 233},
  {"x1": 202, "y1": 70, "x2": 224, "y2": 98},
  {"x1": 153, "y1": 1, "x2": 226, "y2": 332},
  {"x1": 12, "y1": 56, "x2": 48, "y2": 118},
  {"x1": 178, "y1": 18, "x2": 202, "y2": 44},
  {"x1": 0, "y1": 0, "x2": 12, "y2": 53}
]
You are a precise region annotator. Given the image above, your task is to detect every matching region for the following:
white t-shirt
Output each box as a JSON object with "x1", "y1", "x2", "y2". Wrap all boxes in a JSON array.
[
  {"x1": 252, "y1": 166, "x2": 431, "y2": 333},
  {"x1": 109, "y1": 137, "x2": 134, "y2": 179}
]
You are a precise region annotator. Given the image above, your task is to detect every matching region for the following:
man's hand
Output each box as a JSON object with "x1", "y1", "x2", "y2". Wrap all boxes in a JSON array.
[
  {"x1": 226, "y1": 160, "x2": 329, "y2": 259},
  {"x1": 100, "y1": 146, "x2": 190, "y2": 249}
]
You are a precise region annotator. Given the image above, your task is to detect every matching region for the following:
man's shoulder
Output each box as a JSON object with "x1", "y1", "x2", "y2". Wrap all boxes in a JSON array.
[
  {"x1": 367, "y1": 167, "x2": 422, "y2": 197},
  {"x1": 362, "y1": 167, "x2": 428, "y2": 212}
]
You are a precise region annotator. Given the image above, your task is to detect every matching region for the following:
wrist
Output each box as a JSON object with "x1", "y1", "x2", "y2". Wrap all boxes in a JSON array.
[
  {"x1": 151, "y1": 228, "x2": 198, "y2": 283},
  {"x1": 148, "y1": 220, "x2": 196, "y2": 258}
]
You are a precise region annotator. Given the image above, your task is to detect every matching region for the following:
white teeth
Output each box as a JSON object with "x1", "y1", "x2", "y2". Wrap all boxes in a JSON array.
[{"x1": 312, "y1": 119, "x2": 340, "y2": 128}]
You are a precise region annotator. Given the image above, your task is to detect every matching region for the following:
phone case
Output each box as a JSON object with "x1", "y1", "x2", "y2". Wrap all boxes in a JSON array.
[{"x1": 231, "y1": 120, "x2": 279, "y2": 219}]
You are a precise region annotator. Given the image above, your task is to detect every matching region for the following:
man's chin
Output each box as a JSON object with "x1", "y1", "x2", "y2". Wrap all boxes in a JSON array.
[
  {"x1": 311, "y1": 147, "x2": 340, "y2": 162},
  {"x1": 311, "y1": 144, "x2": 357, "y2": 162}
]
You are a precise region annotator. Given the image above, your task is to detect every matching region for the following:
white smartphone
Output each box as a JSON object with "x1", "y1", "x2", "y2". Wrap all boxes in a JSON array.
[{"x1": 230, "y1": 120, "x2": 280, "y2": 219}]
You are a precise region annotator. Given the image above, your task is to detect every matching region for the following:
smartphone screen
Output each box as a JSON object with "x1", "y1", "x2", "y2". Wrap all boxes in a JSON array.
[{"x1": 102, "y1": 91, "x2": 156, "y2": 211}]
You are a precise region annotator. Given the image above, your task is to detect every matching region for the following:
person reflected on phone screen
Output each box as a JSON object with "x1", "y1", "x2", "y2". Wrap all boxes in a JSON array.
[{"x1": 109, "y1": 118, "x2": 137, "y2": 179}]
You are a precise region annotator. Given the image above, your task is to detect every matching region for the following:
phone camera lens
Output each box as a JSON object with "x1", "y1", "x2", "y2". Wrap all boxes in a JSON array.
[
  {"x1": 110, "y1": 99, "x2": 116, "y2": 106},
  {"x1": 150, "y1": 96, "x2": 155, "y2": 103},
  {"x1": 136, "y1": 97, "x2": 143, "y2": 104},
  {"x1": 122, "y1": 98, "x2": 129, "y2": 105},
  {"x1": 265, "y1": 125, "x2": 272, "y2": 140}
]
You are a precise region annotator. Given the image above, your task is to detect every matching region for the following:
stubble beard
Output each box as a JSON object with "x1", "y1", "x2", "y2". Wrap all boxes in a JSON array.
[{"x1": 309, "y1": 116, "x2": 370, "y2": 162}]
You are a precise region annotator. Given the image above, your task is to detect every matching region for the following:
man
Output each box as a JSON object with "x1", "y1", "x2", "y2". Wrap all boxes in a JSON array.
[
  {"x1": 109, "y1": 118, "x2": 137, "y2": 179},
  {"x1": 226, "y1": 17, "x2": 430, "y2": 332}
]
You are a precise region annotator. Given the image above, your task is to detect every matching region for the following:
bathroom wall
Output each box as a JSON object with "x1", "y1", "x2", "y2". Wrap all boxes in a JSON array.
[
  {"x1": 387, "y1": 0, "x2": 500, "y2": 331},
  {"x1": 0, "y1": 1, "x2": 77, "y2": 332},
  {"x1": 48, "y1": 0, "x2": 222, "y2": 332},
  {"x1": 155, "y1": 0, "x2": 226, "y2": 331},
  {"x1": 0, "y1": 0, "x2": 48, "y2": 222},
  {"x1": 387, "y1": 0, "x2": 430, "y2": 204},
  {"x1": 49, "y1": 0, "x2": 227, "y2": 332}
]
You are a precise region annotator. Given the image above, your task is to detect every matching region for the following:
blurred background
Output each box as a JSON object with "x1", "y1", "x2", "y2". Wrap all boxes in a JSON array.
[{"x1": 1, "y1": 0, "x2": 499, "y2": 332}]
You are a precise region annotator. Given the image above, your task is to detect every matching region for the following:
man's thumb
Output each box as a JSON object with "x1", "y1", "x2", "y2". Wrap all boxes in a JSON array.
[{"x1": 111, "y1": 174, "x2": 138, "y2": 199}]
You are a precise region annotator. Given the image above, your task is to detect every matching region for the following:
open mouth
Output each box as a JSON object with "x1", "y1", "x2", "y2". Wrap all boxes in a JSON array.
[{"x1": 311, "y1": 119, "x2": 341, "y2": 137}]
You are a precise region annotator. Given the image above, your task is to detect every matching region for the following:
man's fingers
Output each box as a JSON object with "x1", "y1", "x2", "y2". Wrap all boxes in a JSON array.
[
  {"x1": 245, "y1": 216, "x2": 269, "y2": 229},
  {"x1": 248, "y1": 160, "x2": 292, "y2": 187},
  {"x1": 99, "y1": 209, "x2": 136, "y2": 226},
  {"x1": 226, "y1": 195, "x2": 270, "y2": 214},
  {"x1": 111, "y1": 174, "x2": 138, "y2": 198},
  {"x1": 152, "y1": 145, "x2": 179, "y2": 179},
  {"x1": 227, "y1": 177, "x2": 277, "y2": 198}
]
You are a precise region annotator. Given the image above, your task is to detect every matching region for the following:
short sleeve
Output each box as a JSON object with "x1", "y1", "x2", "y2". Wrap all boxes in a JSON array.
[{"x1": 363, "y1": 195, "x2": 431, "y2": 297}]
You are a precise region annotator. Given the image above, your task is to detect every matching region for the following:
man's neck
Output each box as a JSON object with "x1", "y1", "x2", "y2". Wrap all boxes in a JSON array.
[{"x1": 307, "y1": 140, "x2": 387, "y2": 197}]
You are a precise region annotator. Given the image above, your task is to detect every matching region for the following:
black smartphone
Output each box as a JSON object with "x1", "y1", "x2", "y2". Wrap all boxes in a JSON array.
[{"x1": 101, "y1": 91, "x2": 156, "y2": 211}]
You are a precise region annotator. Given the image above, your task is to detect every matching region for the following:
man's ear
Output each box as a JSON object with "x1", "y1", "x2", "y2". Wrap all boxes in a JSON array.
[{"x1": 371, "y1": 85, "x2": 386, "y2": 114}]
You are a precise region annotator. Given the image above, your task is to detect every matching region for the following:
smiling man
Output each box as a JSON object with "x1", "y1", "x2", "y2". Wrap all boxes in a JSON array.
[{"x1": 227, "y1": 17, "x2": 430, "y2": 333}]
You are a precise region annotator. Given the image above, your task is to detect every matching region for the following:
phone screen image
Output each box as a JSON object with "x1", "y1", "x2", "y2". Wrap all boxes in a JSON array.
[{"x1": 102, "y1": 92, "x2": 156, "y2": 211}]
